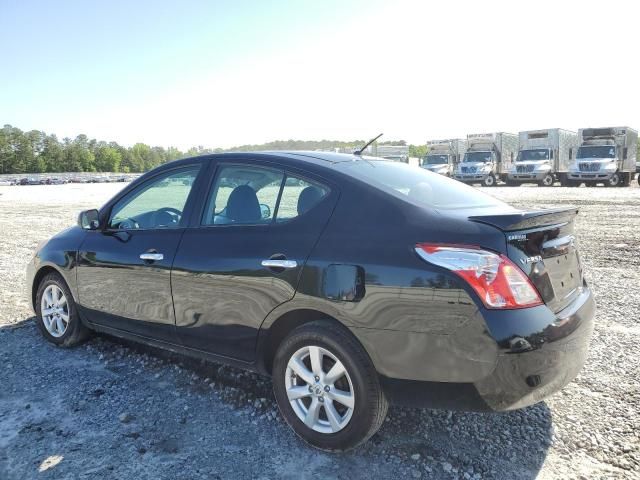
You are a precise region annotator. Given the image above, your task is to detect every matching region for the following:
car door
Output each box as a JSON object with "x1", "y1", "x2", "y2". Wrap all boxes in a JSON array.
[
  {"x1": 76, "y1": 164, "x2": 203, "y2": 341},
  {"x1": 171, "y1": 160, "x2": 338, "y2": 362}
]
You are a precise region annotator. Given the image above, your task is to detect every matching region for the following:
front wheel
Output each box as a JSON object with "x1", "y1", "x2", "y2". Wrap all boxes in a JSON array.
[
  {"x1": 272, "y1": 321, "x2": 388, "y2": 451},
  {"x1": 538, "y1": 173, "x2": 555, "y2": 187},
  {"x1": 607, "y1": 172, "x2": 622, "y2": 187},
  {"x1": 482, "y1": 174, "x2": 496, "y2": 187},
  {"x1": 35, "y1": 272, "x2": 91, "y2": 347}
]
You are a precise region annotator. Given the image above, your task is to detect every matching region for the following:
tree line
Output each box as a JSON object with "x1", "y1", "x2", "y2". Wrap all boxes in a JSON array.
[{"x1": 0, "y1": 124, "x2": 428, "y2": 174}]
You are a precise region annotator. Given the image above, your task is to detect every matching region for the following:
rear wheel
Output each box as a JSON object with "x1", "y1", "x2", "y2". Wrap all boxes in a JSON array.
[
  {"x1": 35, "y1": 272, "x2": 91, "y2": 347},
  {"x1": 272, "y1": 321, "x2": 388, "y2": 451},
  {"x1": 482, "y1": 174, "x2": 496, "y2": 187}
]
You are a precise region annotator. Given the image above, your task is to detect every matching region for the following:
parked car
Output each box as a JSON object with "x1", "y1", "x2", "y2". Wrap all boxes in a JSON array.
[{"x1": 27, "y1": 151, "x2": 595, "y2": 451}]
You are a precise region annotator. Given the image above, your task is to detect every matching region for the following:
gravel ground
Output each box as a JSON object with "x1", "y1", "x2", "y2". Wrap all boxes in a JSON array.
[{"x1": 0, "y1": 181, "x2": 638, "y2": 479}]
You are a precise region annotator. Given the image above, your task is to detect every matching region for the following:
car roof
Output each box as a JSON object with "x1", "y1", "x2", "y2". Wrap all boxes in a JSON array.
[
  {"x1": 154, "y1": 150, "x2": 389, "y2": 178},
  {"x1": 256, "y1": 150, "x2": 358, "y2": 164}
]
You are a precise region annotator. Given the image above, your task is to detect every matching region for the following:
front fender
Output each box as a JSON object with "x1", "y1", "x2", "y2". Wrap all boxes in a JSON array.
[{"x1": 27, "y1": 226, "x2": 87, "y2": 311}]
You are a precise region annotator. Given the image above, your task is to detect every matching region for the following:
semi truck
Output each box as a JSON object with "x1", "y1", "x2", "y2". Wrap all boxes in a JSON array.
[
  {"x1": 567, "y1": 127, "x2": 638, "y2": 187},
  {"x1": 507, "y1": 129, "x2": 579, "y2": 187},
  {"x1": 421, "y1": 139, "x2": 467, "y2": 176},
  {"x1": 453, "y1": 132, "x2": 518, "y2": 186}
]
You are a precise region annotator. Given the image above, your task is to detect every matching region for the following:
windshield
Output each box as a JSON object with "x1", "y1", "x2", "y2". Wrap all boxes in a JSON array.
[
  {"x1": 336, "y1": 160, "x2": 508, "y2": 210},
  {"x1": 517, "y1": 149, "x2": 550, "y2": 161},
  {"x1": 463, "y1": 151, "x2": 492, "y2": 163},
  {"x1": 425, "y1": 154, "x2": 449, "y2": 165},
  {"x1": 577, "y1": 146, "x2": 615, "y2": 159}
]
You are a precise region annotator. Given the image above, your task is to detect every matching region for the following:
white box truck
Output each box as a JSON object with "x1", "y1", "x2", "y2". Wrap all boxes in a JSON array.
[
  {"x1": 374, "y1": 145, "x2": 409, "y2": 163},
  {"x1": 454, "y1": 132, "x2": 518, "y2": 186},
  {"x1": 507, "y1": 129, "x2": 579, "y2": 187},
  {"x1": 567, "y1": 127, "x2": 638, "y2": 187},
  {"x1": 421, "y1": 139, "x2": 467, "y2": 177}
]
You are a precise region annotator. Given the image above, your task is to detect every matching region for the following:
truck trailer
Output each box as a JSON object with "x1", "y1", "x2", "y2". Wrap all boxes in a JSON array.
[
  {"x1": 421, "y1": 139, "x2": 467, "y2": 176},
  {"x1": 453, "y1": 132, "x2": 518, "y2": 186},
  {"x1": 507, "y1": 129, "x2": 579, "y2": 186},
  {"x1": 567, "y1": 127, "x2": 638, "y2": 187}
]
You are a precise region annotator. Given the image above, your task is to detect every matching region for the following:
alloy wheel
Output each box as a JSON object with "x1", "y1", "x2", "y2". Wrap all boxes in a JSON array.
[
  {"x1": 40, "y1": 284, "x2": 69, "y2": 338},
  {"x1": 285, "y1": 345, "x2": 355, "y2": 434}
]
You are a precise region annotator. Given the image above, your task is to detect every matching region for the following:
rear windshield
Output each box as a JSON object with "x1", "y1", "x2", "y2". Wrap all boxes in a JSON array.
[{"x1": 336, "y1": 160, "x2": 508, "y2": 210}]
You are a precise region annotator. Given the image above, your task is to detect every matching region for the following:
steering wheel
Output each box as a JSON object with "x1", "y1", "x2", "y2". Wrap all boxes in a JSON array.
[
  {"x1": 151, "y1": 207, "x2": 182, "y2": 228},
  {"x1": 118, "y1": 218, "x2": 140, "y2": 230}
]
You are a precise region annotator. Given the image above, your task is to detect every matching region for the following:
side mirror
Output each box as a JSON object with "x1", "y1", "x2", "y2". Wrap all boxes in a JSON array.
[
  {"x1": 78, "y1": 209, "x2": 100, "y2": 230},
  {"x1": 260, "y1": 203, "x2": 271, "y2": 220}
]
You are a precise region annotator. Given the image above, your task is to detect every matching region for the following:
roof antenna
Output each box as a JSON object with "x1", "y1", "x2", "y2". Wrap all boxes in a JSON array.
[{"x1": 354, "y1": 133, "x2": 383, "y2": 155}]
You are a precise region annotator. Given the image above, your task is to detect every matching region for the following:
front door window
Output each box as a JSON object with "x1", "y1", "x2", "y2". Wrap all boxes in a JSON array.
[{"x1": 109, "y1": 167, "x2": 200, "y2": 230}]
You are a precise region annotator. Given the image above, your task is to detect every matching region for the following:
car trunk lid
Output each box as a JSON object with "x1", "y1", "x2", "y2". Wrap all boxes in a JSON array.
[{"x1": 469, "y1": 207, "x2": 583, "y2": 313}]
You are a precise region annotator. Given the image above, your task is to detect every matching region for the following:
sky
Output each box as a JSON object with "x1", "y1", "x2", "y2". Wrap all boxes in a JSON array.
[{"x1": 1, "y1": 0, "x2": 639, "y2": 149}]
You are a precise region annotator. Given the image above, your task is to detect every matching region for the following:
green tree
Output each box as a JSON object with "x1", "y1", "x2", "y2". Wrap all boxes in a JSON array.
[
  {"x1": 42, "y1": 134, "x2": 64, "y2": 172},
  {"x1": 94, "y1": 145, "x2": 122, "y2": 172},
  {"x1": 409, "y1": 144, "x2": 428, "y2": 158}
]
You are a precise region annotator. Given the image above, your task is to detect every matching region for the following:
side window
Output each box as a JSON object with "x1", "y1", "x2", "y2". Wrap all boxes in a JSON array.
[
  {"x1": 109, "y1": 167, "x2": 200, "y2": 230},
  {"x1": 276, "y1": 176, "x2": 329, "y2": 222},
  {"x1": 203, "y1": 165, "x2": 283, "y2": 225}
]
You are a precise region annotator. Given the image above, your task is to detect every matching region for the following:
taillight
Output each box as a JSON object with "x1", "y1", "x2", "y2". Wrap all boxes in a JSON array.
[{"x1": 415, "y1": 243, "x2": 543, "y2": 309}]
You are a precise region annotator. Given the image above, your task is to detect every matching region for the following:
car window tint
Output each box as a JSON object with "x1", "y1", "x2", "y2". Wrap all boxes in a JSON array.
[
  {"x1": 203, "y1": 165, "x2": 284, "y2": 225},
  {"x1": 337, "y1": 160, "x2": 509, "y2": 210},
  {"x1": 276, "y1": 176, "x2": 329, "y2": 222},
  {"x1": 109, "y1": 167, "x2": 200, "y2": 230}
]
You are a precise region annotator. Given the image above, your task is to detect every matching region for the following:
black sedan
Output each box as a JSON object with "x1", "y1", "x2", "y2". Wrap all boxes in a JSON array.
[{"x1": 26, "y1": 151, "x2": 595, "y2": 451}]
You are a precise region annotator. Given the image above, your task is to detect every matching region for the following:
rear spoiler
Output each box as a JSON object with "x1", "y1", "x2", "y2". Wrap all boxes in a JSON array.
[{"x1": 468, "y1": 207, "x2": 579, "y2": 231}]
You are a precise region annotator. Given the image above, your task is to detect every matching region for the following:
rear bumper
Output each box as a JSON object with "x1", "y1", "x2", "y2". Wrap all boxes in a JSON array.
[{"x1": 380, "y1": 286, "x2": 595, "y2": 411}]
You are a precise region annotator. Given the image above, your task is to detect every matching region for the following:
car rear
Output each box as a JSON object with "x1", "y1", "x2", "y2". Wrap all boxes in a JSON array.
[{"x1": 335, "y1": 158, "x2": 595, "y2": 411}]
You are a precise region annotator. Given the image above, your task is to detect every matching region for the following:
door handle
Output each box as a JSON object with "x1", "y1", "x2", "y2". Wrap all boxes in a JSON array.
[
  {"x1": 261, "y1": 259, "x2": 297, "y2": 269},
  {"x1": 140, "y1": 252, "x2": 164, "y2": 261}
]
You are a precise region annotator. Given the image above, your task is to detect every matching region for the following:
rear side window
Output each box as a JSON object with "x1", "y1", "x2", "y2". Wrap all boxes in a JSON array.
[
  {"x1": 276, "y1": 176, "x2": 328, "y2": 222},
  {"x1": 203, "y1": 165, "x2": 283, "y2": 225},
  {"x1": 337, "y1": 160, "x2": 508, "y2": 210}
]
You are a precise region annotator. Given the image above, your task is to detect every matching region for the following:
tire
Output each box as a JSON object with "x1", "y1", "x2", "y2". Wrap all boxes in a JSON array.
[
  {"x1": 538, "y1": 173, "x2": 555, "y2": 187},
  {"x1": 272, "y1": 320, "x2": 388, "y2": 452},
  {"x1": 35, "y1": 272, "x2": 91, "y2": 347},
  {"x1": 482, "y1": 174, "x2": 496, "y2": 187},
  {"x1": 607, "y1": 172, "x2": 621, "y2": 187}
]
